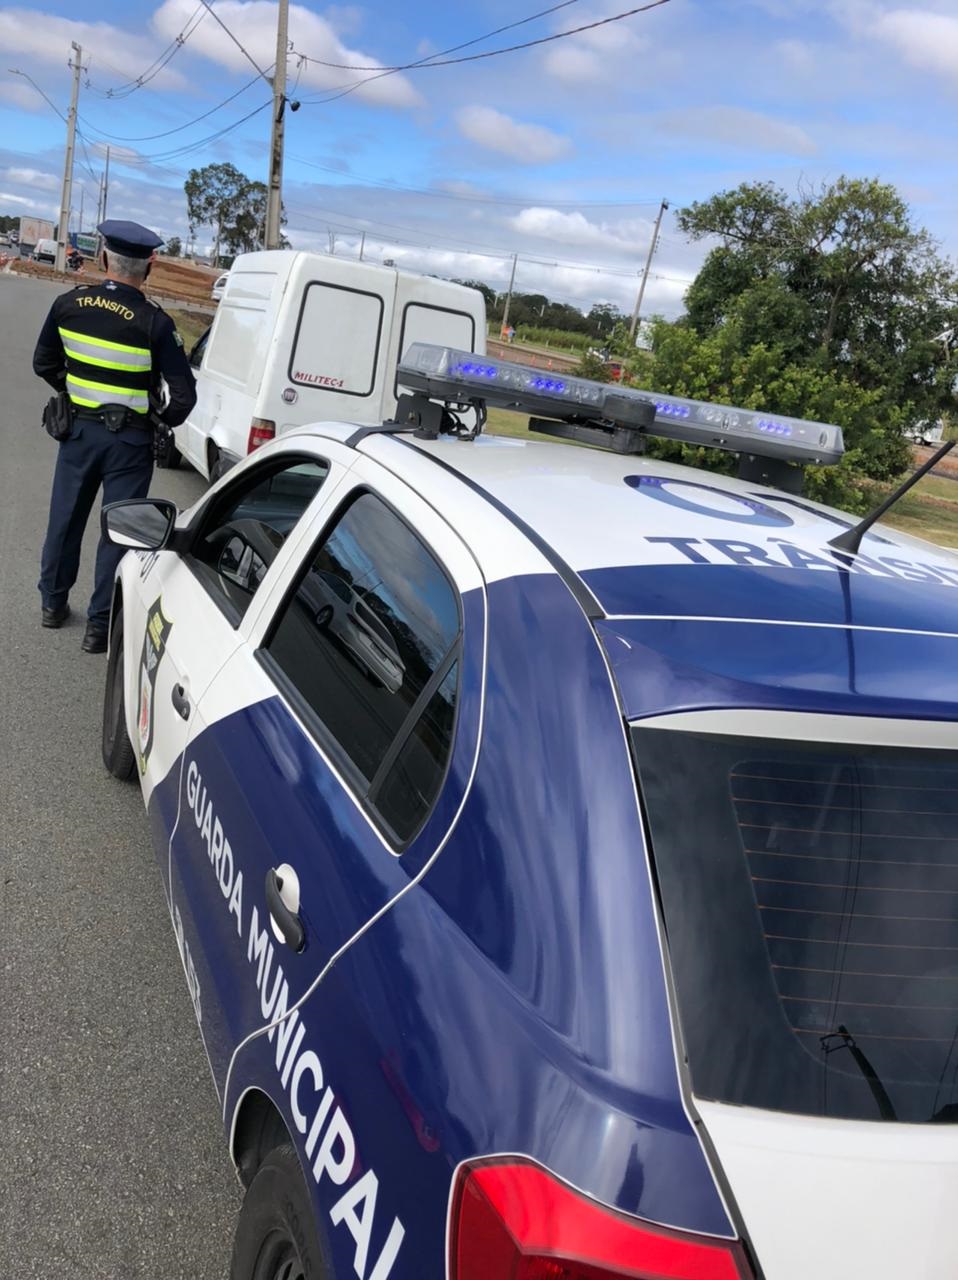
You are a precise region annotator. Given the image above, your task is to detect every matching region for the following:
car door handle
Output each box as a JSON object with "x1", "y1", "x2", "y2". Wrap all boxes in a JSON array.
[
  {"x1": 265, "y1": 868, "x2": 305, "y2": 952},
  {"x1": 171, "y1": 683, "x2": 191, "y2": 720}
]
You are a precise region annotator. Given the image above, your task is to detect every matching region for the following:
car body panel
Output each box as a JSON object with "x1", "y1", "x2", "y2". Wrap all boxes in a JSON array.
[{"x1": 111, "y1": 423, "x2": 958, "y2": 1280}]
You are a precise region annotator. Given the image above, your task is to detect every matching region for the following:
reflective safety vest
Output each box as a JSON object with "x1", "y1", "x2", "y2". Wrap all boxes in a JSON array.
[{"x1": 56, "y1": 285, "x2": 156, "y2": 416}]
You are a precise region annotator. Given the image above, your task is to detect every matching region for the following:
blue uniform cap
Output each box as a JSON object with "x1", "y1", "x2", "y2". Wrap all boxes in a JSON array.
[{"x1": 97, "y1": 219, "x2": 164, "y2": 259}]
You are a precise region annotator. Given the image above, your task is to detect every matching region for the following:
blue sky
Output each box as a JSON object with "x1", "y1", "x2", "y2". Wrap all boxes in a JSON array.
[{"x1": 1, "y1": 0, "x2": 956, "y2": 317}]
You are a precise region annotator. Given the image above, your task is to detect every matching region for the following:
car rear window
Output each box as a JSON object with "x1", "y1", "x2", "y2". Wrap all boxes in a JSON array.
[{"x1": 631, "y1": 728, "x2": 958, "y2": 1124}]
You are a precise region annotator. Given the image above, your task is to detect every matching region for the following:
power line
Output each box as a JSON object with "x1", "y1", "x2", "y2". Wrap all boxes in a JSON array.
[
  {"x1": 288, "y1": 154, "x2": 660, "y2": 209},
  {"x1": 119, "y1": 99, "x2": 272, "y2": 164},
  {"x1": 298, "y1": 0, "x2": 580, "y2": 74},
  {"x1": 196, "y1": 0, "x2": 272, "y2": 85},
  {"x1": 285, "y1": 203, "x2": 674, "y2": 280},
  {"x1": 299, "y1": 0, "x2": 670, "y2": 87},
  {"x1": 6, "y1": 68, "x2": 100, "y2": 185},
  {"x1": 79, "y1": 72, "x2": 264, "y2": 143},
  {"x1": 85, "y1": 4, "x2": 208, "y2": 99}
]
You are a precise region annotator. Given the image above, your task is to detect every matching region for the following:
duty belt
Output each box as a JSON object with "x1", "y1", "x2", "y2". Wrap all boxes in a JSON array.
[{"x1": 74, "y1": 404, "x2": 152, "y2": 432}]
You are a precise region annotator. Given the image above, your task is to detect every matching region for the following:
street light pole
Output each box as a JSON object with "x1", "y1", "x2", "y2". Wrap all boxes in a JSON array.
[
  {"x1": 629, "y1": 198, "x2": 669, "y2": 342},
  {"x1": 55, "y1": 42, "x2": 82, "y2": 273},
  {"x1": 264, "y1": 0, "x2": 289, "y2": 250},
  {"x1": 500, "y1": 252, "x2": 518, "y2": 335}
]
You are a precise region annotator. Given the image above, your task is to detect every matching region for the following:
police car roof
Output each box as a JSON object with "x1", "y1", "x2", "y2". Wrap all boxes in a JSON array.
[{"x1": 292, "y1": 423, "x2": 958, "y2": 626}]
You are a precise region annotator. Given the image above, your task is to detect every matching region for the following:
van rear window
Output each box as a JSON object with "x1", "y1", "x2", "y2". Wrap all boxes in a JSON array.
[
  {"x1": 289, "y1": 281, "x2": 383, "y2": 397},
  {"x1": 631, "y1": 728, "x2": 958, "y2": 1124}
]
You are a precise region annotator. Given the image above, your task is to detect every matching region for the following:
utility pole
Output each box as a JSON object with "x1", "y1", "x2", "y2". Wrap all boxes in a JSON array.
[
  {"x1": 629, "y1": 198, "x2": 668, "y2": 342},
  {"x1": 55, "y1": 42, "x2": 82, "y2": 273},
  {"x1": 102, "y1": 145, "x2": 110, "y2": 222},
  {"x1": 500, "y1": 252, "x2": 518, "y2": 336},
  {"x1": 358, "y1": 231, "x2": 365, "y2": 262},
  {"x1": 79, "y1": 186, "x2": 85, "y2": 232},
  {"x1": 264, "y1": 0, "x2": 289, "y2": 249}
]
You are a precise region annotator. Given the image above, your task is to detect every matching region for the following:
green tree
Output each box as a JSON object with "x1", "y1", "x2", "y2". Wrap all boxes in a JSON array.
[
  {"x1": 640, "y1": 314, "x2": 906, "y2": 510},
  {"x1": 164, "y1": 235, "x2": 182, "y2": 257},
  {"x1": 221, "y1": 180, "x2": 290, "y2": 256},
  {"x1": 185, "y1": 163, "x2": 247, "y2": 266},
  {"x1": 677, "y1": 178, "x2": 958, "y2": 442}
]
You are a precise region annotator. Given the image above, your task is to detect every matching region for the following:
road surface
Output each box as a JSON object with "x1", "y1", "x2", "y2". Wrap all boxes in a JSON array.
[{"x1": 0, "y1": 270, "x2": 240, "y2": 1279}]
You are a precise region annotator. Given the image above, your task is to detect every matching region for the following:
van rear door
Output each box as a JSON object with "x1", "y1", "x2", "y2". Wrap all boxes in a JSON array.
[{"x1": 269, "y1": 257, "x2": 396, "y2": 435}]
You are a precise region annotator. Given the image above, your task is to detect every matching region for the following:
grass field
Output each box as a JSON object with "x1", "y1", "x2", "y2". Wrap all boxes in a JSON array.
[
  {"x1": 169, "y1": 308, "x2": 211, "y2": 353},
  {"x1": 484, "y1": 409, "x2": 958, "y2": 549}
]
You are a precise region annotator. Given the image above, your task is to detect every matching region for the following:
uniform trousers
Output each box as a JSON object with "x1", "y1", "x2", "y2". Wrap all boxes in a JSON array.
[{"x1": 39, "y1": 418, "x2": 154, "y2": 628}]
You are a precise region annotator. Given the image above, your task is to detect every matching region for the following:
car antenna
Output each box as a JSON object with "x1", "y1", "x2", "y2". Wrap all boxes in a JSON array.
[{"x1": 828, "y1": 438, "x2": 956, "y2": 555}]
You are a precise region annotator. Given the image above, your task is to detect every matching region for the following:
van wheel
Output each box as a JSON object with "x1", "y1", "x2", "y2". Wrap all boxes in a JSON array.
[
  {"x1": 230, "y1": 1144, "x2": 327, "y2": 1280},
  {"x1": 209, "y1": 445, "x2": 229, "y2": 484},
  {"x1": 102, "y1": 611, "x2": 136, "y2": 780}
]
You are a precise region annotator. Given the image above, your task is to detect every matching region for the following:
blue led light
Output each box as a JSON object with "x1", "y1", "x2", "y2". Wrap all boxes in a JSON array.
[
  {"x1": 656, "y1": 401, "x2": 691, "y2": 419},
  {"x1": 757, "y1": 418, "x2": 793, "y2": 437},
  {"x1": 530, "y1": 377, "x2": 567, "y2": 393},
  {"x1": 455, "y1": 362, "x2": 497, "y2": 378}
]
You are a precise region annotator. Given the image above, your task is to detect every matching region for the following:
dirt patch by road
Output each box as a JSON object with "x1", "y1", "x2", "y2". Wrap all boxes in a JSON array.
[{"x1": 914, "y1": 442, "x2": 958, "y2": 479}]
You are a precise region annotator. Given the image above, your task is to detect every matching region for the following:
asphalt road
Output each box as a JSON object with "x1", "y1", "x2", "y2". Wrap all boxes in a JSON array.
[{"x1": 0, "y1": 271, "x2": 240, "y2": 1278}]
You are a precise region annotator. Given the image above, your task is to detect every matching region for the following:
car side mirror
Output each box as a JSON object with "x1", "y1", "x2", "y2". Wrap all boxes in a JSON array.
[{"x1": 102, "y1": 498, "x2": 178, "y2": 550}]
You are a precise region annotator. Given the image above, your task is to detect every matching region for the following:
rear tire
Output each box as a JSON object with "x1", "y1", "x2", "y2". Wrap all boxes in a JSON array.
[
  {"x1": 209, "y1": 444, "x2": 230, "y2": 484},
  {"x1": 230, "y1": 1144, "x2": 327, "y2": 1280},
  {"x1": 102, "y1": 610, "x2": 136, "y2": 780}
]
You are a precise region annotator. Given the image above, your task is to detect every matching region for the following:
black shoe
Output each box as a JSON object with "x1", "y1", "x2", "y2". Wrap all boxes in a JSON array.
[
  {"x1": 41, "y1": 604, "x2": 70, "y2": 628},
  {"x1": 81, "y1": 622, "x2": 108, "y2": 654}
]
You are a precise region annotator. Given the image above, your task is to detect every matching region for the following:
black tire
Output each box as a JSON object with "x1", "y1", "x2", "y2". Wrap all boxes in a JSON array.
[
  {"x1": 315, "y1": 605, "x2": 333, "y2": 628},
  {"x1": 102, "y1": 610, "x2": 136, "y2": 780},
  {"x1": 209, "y1": 445, "x2": 230, "y2": 484},
  {"x1": 230, "y1": 1144, "x2": 327, "y2": 1280},
  {"x1": 154, "y1": 430, "x2": 182, "y2": 470}
]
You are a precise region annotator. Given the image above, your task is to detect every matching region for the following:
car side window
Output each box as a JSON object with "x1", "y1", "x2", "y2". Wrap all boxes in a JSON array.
[
  {"x1": 187, "y1": 457, "x2": 329, "y2": 620},
  {"x1": 262, "y1": 490, "x2": 461, "y2": 844}
]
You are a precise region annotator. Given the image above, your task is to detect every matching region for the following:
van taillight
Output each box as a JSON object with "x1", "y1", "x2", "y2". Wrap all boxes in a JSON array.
[
  {"x1": 247, "y1": 418, "x2": 276, "y2": 452},
  {"x1": 449, "y1": 1159, "x2": 753, "y2": 1280}
]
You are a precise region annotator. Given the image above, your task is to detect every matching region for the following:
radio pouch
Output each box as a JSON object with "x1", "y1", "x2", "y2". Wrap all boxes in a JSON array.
[{"x1": 42, "y1": 390, "x2": 73, "y2": 442}]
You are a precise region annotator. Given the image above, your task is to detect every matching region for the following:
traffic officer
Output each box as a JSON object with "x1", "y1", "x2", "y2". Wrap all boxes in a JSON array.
[{"x1": 33, "y1": 219, "x2": 197, "y2": 653}]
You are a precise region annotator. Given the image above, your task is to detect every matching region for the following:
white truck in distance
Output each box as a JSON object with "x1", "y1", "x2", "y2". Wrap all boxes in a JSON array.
[{"x1": 169, "y1": 250, "x2": 487, "y2": 481}]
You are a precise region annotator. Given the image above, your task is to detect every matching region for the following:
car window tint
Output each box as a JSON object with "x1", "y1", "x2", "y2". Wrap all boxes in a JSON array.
[
  {"x1": 371, "y1": 662, "x2": 458, "y2": 838},
  {"x1": 189, "y1": 459, "x2": 329, "y2": 619},
  {"x1": 265, "y1": 491, "x2": 461, "y2": 843}
]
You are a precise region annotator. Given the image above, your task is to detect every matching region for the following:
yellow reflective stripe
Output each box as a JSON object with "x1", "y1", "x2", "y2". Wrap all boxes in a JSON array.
[
  {"x1": 67, "y1": 390, "x2": 149, "y2": 415},
  {"x1": 58, "y1": 326, "x2": 149, "y2": 357},
  {"x1": 62, "y1": 344, "x2": 144, "y2": 373},
  {"x1": 67, "y1": 373, "x2": 148, "y2": 398}
]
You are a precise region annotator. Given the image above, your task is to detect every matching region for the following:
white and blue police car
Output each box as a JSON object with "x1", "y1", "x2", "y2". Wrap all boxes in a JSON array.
[{"x1": 101, "y1": 344, "x2": 958, "y2": 1280}]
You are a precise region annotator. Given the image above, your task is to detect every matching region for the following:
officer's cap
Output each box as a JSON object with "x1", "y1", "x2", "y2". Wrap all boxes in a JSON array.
[{"x1": 97, "y1": 219, "x2": 163, "y2": 259}]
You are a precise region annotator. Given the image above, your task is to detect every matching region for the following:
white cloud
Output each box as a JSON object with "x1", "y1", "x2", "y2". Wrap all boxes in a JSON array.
[
  {"x1": 872, "y1": 8, "x2": 958, "y2": 76},
  {"x1": 656, "y1": 106, "x2": 817, "y2": 156},
  {"x1": 456, "y1": 106, "x2": 571, "y2": 164},
  {"x1": 0, "y1": 166, "x2": 59, "y2": 192},
  {"x1": 151, "y1": 0, "x2": 421, "y2": 108},
  {"x1": 0, "y1": 7, "x2": 188, "y2": 89},
  {"x1": 510, "y1": 206, "x2": 653, "y2": 253},
  {"x1": 0, "y1": 80, "x2": 49, "y2": 111},
  {"x1": 0, "y1": 189, "x2": 47, "y2": 208},
  {"x1": 542, "y1": 4, "x2": 647, "y2": 82}
]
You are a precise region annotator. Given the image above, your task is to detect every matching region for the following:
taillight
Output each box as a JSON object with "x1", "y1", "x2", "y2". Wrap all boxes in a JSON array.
[
  {"x1": 247, "y1": 417, "x2": 276, "y2": 452},
  {"x1": 448, "y1": 1159, "x2": 753, "y2": 1280}
]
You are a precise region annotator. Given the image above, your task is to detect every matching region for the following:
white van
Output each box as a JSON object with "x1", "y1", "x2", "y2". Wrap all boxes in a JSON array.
[
  {"x1": 31, "y1": 238, "x2": 57, "y2": 264},
  {"x1": 169, "y1": 251, "x2": 486, "y2": 480}
]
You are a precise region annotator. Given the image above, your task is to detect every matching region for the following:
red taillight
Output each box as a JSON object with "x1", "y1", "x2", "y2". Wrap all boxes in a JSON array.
[
  {"x1": 247, "y1": 417, "x2": 276, "y2": 452},
  {"x1": 448, "y1": 1159, "x2": 753, "y2": 1280}
]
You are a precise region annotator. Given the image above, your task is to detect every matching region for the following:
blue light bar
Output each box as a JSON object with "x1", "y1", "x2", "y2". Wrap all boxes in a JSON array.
[{"x1": 397, "y1": 343, "x2": 845, "y2": 466}]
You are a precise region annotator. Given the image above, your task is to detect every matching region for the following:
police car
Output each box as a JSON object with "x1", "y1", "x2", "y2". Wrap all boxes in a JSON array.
[{"x1": 100, "y1": 344, "x2": 958, "y2": 1280}]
